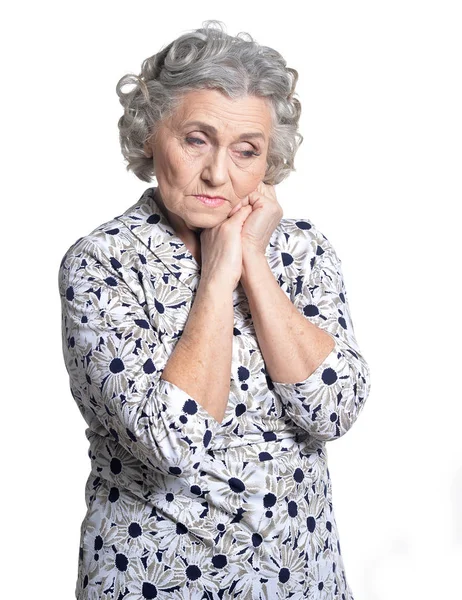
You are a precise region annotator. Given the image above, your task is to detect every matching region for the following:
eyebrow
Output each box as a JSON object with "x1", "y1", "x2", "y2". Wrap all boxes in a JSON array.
[{"x1": 181, "y1": 120, "x2": 266, "y2": 142}]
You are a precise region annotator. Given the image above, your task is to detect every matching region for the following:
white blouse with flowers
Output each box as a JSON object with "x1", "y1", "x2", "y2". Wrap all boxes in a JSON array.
[{"x1": 59, "y1": 186, "x2": 371, "y2": 600}]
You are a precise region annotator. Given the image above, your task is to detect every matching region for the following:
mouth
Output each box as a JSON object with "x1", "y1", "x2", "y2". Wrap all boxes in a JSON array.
[
  {"x1": 193, "y1": 195, "x2": 227, "y2": 207},
  {"x1": 194, "y1": 194, "x2": 227, "y2": 201}
]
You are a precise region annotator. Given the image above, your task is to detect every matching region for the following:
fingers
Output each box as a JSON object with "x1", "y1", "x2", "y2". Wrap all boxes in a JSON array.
[
  {"x1": 231, "y1": 204, "x2": 252, "y2": 224},
  {"x1": 229, "y1": 198, "x2": 252, "y2": 217},
  {"x1": 228, "y1": 201, "x2": 242, "y2": 217}
]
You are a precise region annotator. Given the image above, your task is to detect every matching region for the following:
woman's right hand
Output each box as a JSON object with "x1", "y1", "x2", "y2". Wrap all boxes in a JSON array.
[{"x1": 199, "y1": 203, "x2": 252, "y2": 291}]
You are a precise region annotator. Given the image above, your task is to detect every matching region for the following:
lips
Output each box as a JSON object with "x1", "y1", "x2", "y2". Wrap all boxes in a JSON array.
[
  {"x1": 194, "y1": 195, "x2": 226, "y2": 208},
  {"x1": 194, "y1": 194, "x2": 227, "y2": 201}
]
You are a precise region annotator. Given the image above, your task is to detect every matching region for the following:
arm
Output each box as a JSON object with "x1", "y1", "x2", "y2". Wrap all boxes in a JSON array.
[
  {"x1": 240, "y1": 252, "x2": 336, "y2": 382},
  {"x1": 160, "y1": 275, "x2": 234, "y2": 424},
  {"x1": 240, "y1": 234, "x2": 371, "y2": 442},
  {"x1": 59, "y1": 238, "x2": 233, "y2": 478}
]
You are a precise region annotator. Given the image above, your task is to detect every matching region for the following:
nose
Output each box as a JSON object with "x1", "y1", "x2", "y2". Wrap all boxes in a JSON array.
[{"x1": 200, "y1": 146, "x2": 229, "y2": 187}]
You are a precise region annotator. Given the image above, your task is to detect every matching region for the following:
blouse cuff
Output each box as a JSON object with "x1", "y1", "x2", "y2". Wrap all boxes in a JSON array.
[
  {"x1": 270, "y1": 339, "x2": 342, "y2": 402},
  {"x1": 156, "y1": 378, "x2": 222, "y2": 449}
]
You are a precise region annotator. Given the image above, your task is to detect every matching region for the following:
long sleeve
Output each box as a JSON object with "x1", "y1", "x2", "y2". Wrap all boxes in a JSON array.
[
  {"x1": 270, "y1": 231, "x2": 371, "y2": 442},
  {"x1": 58, "y1": 237, "x2": 220, "y2": 477}
]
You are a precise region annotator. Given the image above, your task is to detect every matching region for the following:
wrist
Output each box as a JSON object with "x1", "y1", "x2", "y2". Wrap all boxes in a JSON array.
[
  {"x1": 241, "y1": 249, "x2": 269, "y2": 286},
  {"x1": 198, "y1": 273, "x2": 235, "y2": 296}
]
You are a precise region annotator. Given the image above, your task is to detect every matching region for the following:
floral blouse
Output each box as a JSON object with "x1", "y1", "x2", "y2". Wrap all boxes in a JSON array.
[{"x1": 58, "y1": 186, "x2": 371, "y2": 599}]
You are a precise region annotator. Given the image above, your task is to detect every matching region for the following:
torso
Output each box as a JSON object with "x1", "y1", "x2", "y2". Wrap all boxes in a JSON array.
[{"x1": 182, "y1": 236, "x2": 201, "y2": 266}]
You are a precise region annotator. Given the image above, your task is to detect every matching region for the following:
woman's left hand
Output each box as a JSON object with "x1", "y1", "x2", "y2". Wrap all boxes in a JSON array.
[{"x1": 239, "y1": 182, "x2": 283, "y2": 256}]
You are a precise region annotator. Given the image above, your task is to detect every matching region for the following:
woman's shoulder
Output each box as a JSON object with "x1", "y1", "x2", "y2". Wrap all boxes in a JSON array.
[
  {"x1": 271, "y1": 216, "x2": 338, "y2": 265},
  {"x1": 59, "y1": 189, "x2": 154, "y2": 267}
]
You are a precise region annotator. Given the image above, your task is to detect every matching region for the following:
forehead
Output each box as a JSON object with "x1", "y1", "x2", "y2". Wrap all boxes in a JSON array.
[{"x1": 169, "y1": 89, "x2": 273, "y2": 141}]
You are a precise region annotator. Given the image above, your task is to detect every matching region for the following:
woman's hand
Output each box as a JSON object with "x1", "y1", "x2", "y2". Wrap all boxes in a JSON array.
[
  {"x1": 199, "y1": 204, "x2": 253, "y2": 291},
  {"x1": 199, "y1": 182, "x2": 281, "y2": 290},
  {"x1": 234, "y1": 182, "x2": 283, "y2": 257}
]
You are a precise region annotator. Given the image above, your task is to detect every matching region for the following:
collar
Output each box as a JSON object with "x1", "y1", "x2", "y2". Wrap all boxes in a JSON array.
[{"x1": 116, "y1": 187, "x2": 202, "y2": 293}]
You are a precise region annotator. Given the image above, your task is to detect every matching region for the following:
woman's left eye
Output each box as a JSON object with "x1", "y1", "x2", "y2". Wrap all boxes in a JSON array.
[{"x1": 238, "y1": 149, "x2": 260, "y2": 158}]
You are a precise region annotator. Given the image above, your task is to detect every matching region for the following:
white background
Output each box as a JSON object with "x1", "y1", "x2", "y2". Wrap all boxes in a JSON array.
[{"x1": 2, "y1": 1, "x2": 461, "y2": 598}]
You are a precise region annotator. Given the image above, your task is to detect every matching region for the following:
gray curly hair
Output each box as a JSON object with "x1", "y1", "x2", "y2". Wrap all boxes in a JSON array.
[{"x1": 116, "y1": 20, "x2": 303, "y2": 186}]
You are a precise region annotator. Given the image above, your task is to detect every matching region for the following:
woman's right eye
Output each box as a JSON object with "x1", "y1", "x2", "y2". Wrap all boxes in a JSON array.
[{"x1": 185, "y1": 137, "x2": 205, "y2": 146}]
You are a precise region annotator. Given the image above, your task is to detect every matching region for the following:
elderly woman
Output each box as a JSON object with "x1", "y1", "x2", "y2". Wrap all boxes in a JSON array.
[{"x1": 59, "y1": 20, "x2": 371, "y2": 600}]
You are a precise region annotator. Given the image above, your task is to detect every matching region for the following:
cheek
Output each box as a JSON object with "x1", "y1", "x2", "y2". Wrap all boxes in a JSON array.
[
  {"x1": 155, "y1": 142, "x2": 198, "y2": 184},
  {"x1": 234, "y1": 162, "x2": 267, "y2": 196}
]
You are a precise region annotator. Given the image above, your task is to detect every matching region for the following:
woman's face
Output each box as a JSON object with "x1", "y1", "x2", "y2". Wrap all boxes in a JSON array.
[{"x1": 144, "y1": 89, "x2": 272, "y2": 235}]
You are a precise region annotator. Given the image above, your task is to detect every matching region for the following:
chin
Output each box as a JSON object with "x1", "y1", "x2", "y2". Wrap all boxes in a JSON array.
[{"x1": 187, "y1": 213, "x2": 227, "y2": 231}]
